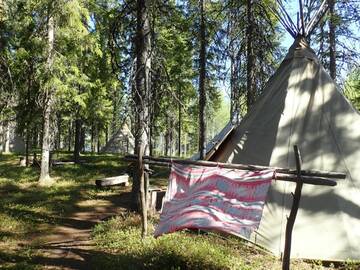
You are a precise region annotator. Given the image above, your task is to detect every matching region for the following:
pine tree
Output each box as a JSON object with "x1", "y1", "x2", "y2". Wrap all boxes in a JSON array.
[{"x1": 133, "y1": 0, "x2": 151, "y2": 235}]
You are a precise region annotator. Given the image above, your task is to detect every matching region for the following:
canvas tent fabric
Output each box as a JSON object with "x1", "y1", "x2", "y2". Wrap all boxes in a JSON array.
[
  {"x1": 0, "y1": 121, "x2": 25, "y2": 153},
  {"x1": 101, "y1": 124, "x2": 135, "y2": 154},
  {"x1": 191, "y1": 121, "x2": 235, "y2": 161},
  {"x1": 207, "y1": 36, "x2": 360, "y2": 261}
]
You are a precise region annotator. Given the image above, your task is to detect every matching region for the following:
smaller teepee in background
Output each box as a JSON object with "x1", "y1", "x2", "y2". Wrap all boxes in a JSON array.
[{"x1": 101, "y1": 123, "x2": 135, "y2": 154}]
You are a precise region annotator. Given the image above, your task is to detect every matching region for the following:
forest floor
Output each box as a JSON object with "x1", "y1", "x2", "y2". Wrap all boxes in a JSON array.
[{"x1": 0, "y1": 153, "x2": 358, "y2": 270}]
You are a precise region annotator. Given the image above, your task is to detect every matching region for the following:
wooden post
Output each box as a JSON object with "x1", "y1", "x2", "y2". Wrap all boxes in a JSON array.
[{"x1": 282, "y1": 145, "x2": 303, "y2": 270}]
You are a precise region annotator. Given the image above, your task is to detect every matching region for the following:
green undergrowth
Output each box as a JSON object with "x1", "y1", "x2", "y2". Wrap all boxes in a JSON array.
[
  {"x1": 92, "y1": 214, "x2": 360, "y2": 270},
  {"x1": 92, "y1": 214, "x2": 281, "y2": 270}
]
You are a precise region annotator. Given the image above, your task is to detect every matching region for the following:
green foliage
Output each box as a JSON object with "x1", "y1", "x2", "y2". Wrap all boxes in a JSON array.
[
  {"x1": 344, "y1": 68, "x2": 360, "y2": 111},
  {"x1": 208, "y1": 96, "x2": 230, "y2": 140},
  {"x1": 306, "y1": 0, "x2": 360, "y2": 79},
  {"x1": 149, "y1": 2, "x2": 199, "y2": 155},
  {"x1": 2, "y1": 0, "x2": 358, "y2": 160}
]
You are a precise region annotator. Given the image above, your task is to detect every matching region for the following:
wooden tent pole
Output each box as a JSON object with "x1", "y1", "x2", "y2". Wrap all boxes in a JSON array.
[
  {"x1": 305, "y1": 0, "x2": 329, "y2": 36},
  {"x1": 282, "y1": 145, "x2": 303, "y2": 270},
  {"x1": 299, "y1": 0, "x2": 305, "y2": 35}
]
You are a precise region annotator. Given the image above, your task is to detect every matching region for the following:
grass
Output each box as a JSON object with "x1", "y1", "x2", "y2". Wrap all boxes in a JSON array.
[
  {"x1": 0, "y1": 153, "x2": 358, "y2": 269},
  {"x1": 0, "y1": 152, "x2": 130, "y2": 269},
  {"x1": 91, "y1": 213, "x2": 278, "y2": 270}
]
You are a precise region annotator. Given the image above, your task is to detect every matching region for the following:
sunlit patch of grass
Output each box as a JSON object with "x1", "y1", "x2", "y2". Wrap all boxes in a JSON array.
[
  {"x1": 0, "y1": 213, "x2": 32, "y2": 242},
  {"x1": 0, "y1": 246, "x2": 40, "y2": 270}
]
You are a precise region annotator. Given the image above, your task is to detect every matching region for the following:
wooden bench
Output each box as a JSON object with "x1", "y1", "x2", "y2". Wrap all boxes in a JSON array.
[
  {"x1": 95, "y1": 174, "x2": 130, "y2": 187},
  {"x1": 52, "y1": 161, "x2": 75, "y2": 166}
]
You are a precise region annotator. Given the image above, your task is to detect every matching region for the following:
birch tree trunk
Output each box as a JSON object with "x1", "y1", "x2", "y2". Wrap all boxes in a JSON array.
[{"x1": 39, "y1": 15, "x2": 55, "y2": 185}]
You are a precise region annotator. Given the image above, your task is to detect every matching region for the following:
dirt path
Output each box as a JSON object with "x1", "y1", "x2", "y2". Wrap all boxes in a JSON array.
[{"x1": 31, "y1": 190, "x2": 133, "y2": 270}]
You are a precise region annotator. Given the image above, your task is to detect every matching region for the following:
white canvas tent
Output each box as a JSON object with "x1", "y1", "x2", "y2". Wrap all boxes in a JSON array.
[
  {"x1": 0, "y1": 121, "x2": 25, "y2": 154},
  {"x1": 101, "y1": 124, "x2": 135, "y2": 154},
  {"x1": 200, "y1": 8, "x2": 360, "y2": 260}
]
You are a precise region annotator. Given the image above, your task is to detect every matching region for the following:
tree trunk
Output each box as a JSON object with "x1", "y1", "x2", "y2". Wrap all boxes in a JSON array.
[
  {"x1": 80, "y1": 126, "x2": 85, "y2": 152},
  {"x1": 132, "y1": 0, "x2": 151, "y2": 232},
  {"x1": 25, "y1": 129, "x2": 30, "y2": 166},
  {"x1": 56, "y1": 113, "x2": 61, "y2": 150},
  {"x1": 229, "y1": 5, "x2": 240, "y2": 122},
  {"x1": 165, "y1": 130, "x2": 169, "y2": 156},
  {"x1": 68, "y1": 121, "x2": 72, "y2": 152},
  {"x1": 328, "y1": 0, "x2": 336, "y2": 80},
  {"x1": 149, "y1": 107, "x2": 154, "y2": 157},
  {"x1": 230, "y1": 55, "x2": 240, "y2": 122},
  {"x1": 32, "y1": 126, "x2": 38, "y2": 149},
  {"x1": 149, "y1": 124, "x2": 153, "y2": 156},
  {"x1": 246, "y1": 0, "x2": 256, "y2": 109},
  {"x1": 39, "y1": 98, "x2": 53, "y2": 184},
  {"x1": 184, "y1": 133, "x2": 187, "y2": 157},
  {"x1": 0, "y1": 122, "x2": 3, "y2": 153},
  {"x1": 91, "y1": 123, "x2": 95, "y2": 153},
  {"x1": 39, "y1": 15, "x2": 55, "y2": 186},
  {"x1": 198, "y1": 0, "x2": 206, "y2": 160},
  {"x1": 97, "y1": 124, "x2": 100, "y2": 153},
  {"x1": 74, "y1": 118, "x2": 82, "y2": 163},
  {"x1": 169, "y1": 123, "x2": 173, "y2": 157},
  {"x1": 39, "y1": 97, "x2": 52, "y2": 184},
  {"x1": 105, "y1": 124, "x2": 108, "y2": 144},
  {"x1": 178, "y1": 90, "x2": 181, "y2": 157},
  {"x1": 4, "y1": 121, "x2": 10, "y2": 153}
]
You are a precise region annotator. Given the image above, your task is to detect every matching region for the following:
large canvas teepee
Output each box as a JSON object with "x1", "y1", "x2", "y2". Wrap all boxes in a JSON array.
[{"x1": 206, "y1": 36, "x2": 360, "y2": 260}]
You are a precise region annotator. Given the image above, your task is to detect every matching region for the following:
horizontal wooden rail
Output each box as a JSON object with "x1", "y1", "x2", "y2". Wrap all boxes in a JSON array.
[
  {"x1": 124, "y1": 154, "x2": 345, "y2": 179},
  {"x1": 123, "y1": 155, "x2": 342, "y2": 187}
]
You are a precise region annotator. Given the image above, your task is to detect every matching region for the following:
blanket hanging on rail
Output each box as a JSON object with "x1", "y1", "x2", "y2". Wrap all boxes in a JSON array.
[{"x1": 154, "y1": 163, "x2": 274, "y2": 239}]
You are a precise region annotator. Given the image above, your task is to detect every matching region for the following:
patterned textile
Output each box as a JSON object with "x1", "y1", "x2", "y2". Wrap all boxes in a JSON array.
[{"x1": 154, "y1": 163, "x2": 274, "y2": 239}]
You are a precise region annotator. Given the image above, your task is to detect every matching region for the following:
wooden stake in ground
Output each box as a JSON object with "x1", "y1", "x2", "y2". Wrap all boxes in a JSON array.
[{"x1": 282, "y1": 145, "x2": 303, "y2": 270}]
